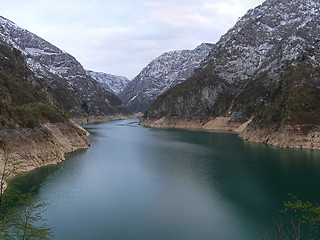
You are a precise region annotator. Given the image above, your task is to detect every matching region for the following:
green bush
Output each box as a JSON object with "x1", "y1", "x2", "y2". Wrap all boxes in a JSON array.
[
  {"x1": 36, "y1": 104, "x2": 68, "y2": 123},
  {"x1": 8, "y1": 105, "x2": 40, "y2": 128},
  {"x1": 4, "y1": 104, "x2": 68, "y2": 128}
]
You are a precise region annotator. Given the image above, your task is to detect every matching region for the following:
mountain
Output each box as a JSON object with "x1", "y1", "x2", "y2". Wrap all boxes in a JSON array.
[
  {"x1": 86, "y1": 70, "x2": 130, "y2": 95},
  {"x1": 0, "y1": 39, "x2": 92, "y2": 181},
  {"x1": 0, "y1": 40, "x2": 70, "y2": 128},
  {"x1": 144, "y1": 0, "x2": 320, "y2": 126},
  {"x1": 118, "y1": 43, "x2": 214, "y2": 113},
  {"x1": 0, "y1": 16, "x2": 127, "y2": 117}
]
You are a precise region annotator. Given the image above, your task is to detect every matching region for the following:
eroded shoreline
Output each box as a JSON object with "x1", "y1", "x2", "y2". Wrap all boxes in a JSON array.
[
  {"x1": 0, "y1": 115, "x2": 138, "y2": 190},
  {"x1": 0, "y1": 121, "x2": 89, "y2": 175},
  {"x1": 140, "y1": 117, "x2": 320, "y2": 150}
]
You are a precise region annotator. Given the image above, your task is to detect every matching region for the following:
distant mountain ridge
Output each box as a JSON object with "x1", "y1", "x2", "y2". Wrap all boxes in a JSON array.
[
  {"x1": 145, "y1": 0, "x2": 320, "y2": 125},
  {"x1": 0, "y1": 16, "x2": 126, "y2": 116},
  {"x1": 118, "y1": 43, "x2": 214, "y2": 113},
  {"x1": 86, "y1": 70, "x2": 130, "y2": 95}
]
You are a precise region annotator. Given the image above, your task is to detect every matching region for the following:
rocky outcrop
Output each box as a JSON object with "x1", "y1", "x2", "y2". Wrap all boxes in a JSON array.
[
  {"x1": 240, "y1": 124, "x2": 320, "y2": 149},
  {"x1": 0, "y1": 121, "x2": 90, "y2": 173}
]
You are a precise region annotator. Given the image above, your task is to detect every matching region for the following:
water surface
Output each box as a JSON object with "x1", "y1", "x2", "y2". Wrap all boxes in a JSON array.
[{"x1": 14, "y1": 119, "x2": 320, "y2": 239}]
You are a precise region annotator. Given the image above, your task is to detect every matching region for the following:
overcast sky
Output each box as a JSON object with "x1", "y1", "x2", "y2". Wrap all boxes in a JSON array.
[{"x1": 1, "y1": 0, "x2": 265, "y2": 79}]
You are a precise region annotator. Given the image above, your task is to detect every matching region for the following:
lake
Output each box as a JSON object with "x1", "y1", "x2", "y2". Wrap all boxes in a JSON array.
[{"x1": 12, "y1": 119, "x2": 320, "y2": 239}]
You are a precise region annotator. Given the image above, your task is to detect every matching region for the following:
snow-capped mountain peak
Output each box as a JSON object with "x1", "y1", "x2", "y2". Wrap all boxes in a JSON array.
[
  {"x1": 86, "y1": 70, "x2": 130, "y2": 95},
  {"x1": 118, "y1": 43, "x2": 214, "y2": 113}
]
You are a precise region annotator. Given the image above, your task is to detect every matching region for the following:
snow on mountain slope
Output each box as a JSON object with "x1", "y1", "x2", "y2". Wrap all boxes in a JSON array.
[
  {"x1": 145, "y1": 0, "x2": 320, "y2": 123},
  {"x1": 119, "y1": 43, "x2": 214, "y2": 113},
  {"x1": 0, "y1": 16, "x2": 125, "y2": 116},
  {"x1": 202, "y1": 0, "x2": 320, "y2": 85},
  {"x1": 86, "y1": 70, "x2": 130, "y2": 95}
]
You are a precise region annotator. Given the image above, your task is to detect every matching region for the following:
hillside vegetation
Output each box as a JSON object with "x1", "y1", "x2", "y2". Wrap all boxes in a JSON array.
[
  {"x1": 145, "y1": 0, "x2": 320, "y2": 127},
  {"x1": 0, "y1": 41, "x2": 68, "y2": 129}
]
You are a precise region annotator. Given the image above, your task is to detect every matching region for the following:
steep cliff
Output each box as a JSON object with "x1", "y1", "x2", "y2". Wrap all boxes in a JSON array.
[{"x1": 119, "y1": 43, "x2": 214, "y2": 113}]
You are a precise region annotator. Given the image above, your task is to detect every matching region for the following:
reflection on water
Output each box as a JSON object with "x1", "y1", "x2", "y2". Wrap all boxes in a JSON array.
[{"x1": 10, "y1": 119, "x2": 320, "y2": 240}]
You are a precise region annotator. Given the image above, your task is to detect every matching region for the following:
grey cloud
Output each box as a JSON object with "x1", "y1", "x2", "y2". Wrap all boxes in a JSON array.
[{"x1": 1, "y1": 0, "x2": 265, "y2": 79}]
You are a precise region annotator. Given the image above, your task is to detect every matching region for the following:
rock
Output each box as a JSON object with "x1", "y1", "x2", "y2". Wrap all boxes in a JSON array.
[
  {"x1": 145, "y1": 0, "x2": 320, "y2": 123},
  {"x1": 0, "y1": 121, "x2": 90, "y2": 173},
  {"x1": 86, "y1": 70, "x2": 130, "y2": 95},
  {"x1": 141, "y1": 117, "x2": 320, "y2": 150},
  {"x1": 119, "y1": 43, "x2": 214, "y2": 113}
]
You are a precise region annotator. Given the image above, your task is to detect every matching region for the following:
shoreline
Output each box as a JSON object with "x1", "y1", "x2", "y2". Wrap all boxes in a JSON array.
[
  {"x1": 140, "y1": 117, "x2": 320, "y2": 150},
  {"x1": 71, "y1": 114, "x2": 140, "y2": 125},
  {"x1": 0, "y1": 121, "x2": 90, "y2": 191},
  {"x1": 0, "y1": 114, "x2": 137, "y2": 191}
]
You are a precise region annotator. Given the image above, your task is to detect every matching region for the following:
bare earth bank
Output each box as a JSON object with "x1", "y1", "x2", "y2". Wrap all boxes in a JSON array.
[
  {"x1": 0, "y1": 114, "x2": 139, "y2": 190},
  {"x1": 0, "y1": 122, "x2": 90, "y2": 173},
  {"x1": 140, "y1": 117, "x2": 320, "y2": 150}
]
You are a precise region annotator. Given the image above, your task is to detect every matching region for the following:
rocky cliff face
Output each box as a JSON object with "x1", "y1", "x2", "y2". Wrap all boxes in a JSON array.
[
  {"x1": 145, "y1": 0, "x2": 320, "y2": 125},
  {"x1": 119, "y1": 43, "x2": 214, "y2": 113},
  {"x1": 86, "y1": 70, "x2": 130, "y2": 95},
  {"x1": 0, "y1": 16, "x2": 126, "y2": 116}
]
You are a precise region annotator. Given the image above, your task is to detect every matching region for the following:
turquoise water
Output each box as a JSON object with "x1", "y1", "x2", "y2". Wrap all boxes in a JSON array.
[{"x1": 12, "y1": 119, "x2": 320, "y2": 239}]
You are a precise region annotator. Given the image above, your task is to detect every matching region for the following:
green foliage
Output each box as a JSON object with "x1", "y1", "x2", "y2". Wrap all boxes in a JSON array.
[
  {"x1": 0, "y1": 195, "x2": 53, "y2": 240},
  {"x1": 0, "y1": 42, "x2": 46, "y2": 107},
  {"x1": 0, "y1": 143, "x2": 53, "y2": 239},
  {"x1": 146, "y1": 65, "x2": 233, "y2": 119},
  {"x1": 0, "y1": 142, "x2": 22, "y2": 207},
  {"x1": 282, "y1": 194, "x2": 320, "y2": 230},
  {"x1": 3, "y1": 104, "x2": 68, "y2": 128},
  {"x1": 263, "y1": 195, "x2": 320, "y2": 240},
  {"x1": 146, "y1": 52, "x2": 320, "y2": 125},
  {"x1": 231, "y1": 76, "x2": 269, "y2": 121},
  {"x1": 7, "y1": 105, "x2": 40, "y2": 128},
  {"x1": 259, "y1": 63, "x2": 320, "y2": 125},
  {"x1": 0, "y1": 42, "x2": 70, "y2": 128},
  {"x1": 35, "y1": 104, "x2": 68, "y2": 123}
]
